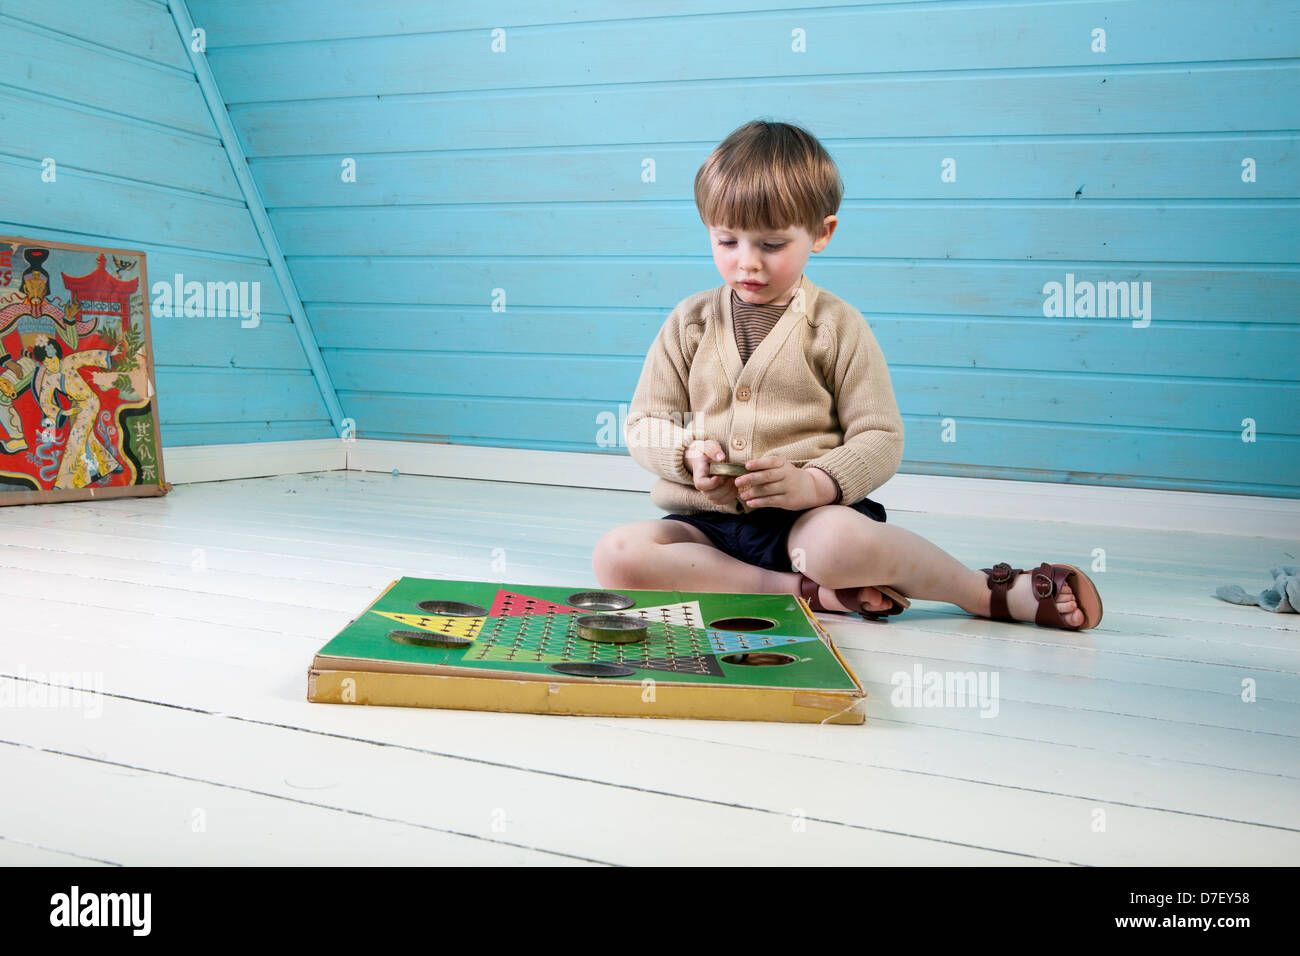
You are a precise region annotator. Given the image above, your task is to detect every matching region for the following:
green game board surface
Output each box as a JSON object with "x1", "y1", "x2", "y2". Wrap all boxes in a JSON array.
[{"x1": 313, "y1": 577, "x2": 860, "y2": 692}]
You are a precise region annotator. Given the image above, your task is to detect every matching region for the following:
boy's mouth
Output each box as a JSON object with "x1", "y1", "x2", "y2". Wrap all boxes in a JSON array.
[{"x1": 738, "y1": 280, "x2": 767, "y2": 290}]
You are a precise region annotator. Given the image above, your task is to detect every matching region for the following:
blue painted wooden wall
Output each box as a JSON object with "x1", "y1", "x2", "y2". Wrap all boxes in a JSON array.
[
  {"x1": 18, "y1": 0, "x2": 1299, "y2": 495},
  {"x1": 186, "y1": 0, "x2": 1298, "y2": 497},
  {"x1": 0, "y1": 0, "x2": 336, "y2": 447}
]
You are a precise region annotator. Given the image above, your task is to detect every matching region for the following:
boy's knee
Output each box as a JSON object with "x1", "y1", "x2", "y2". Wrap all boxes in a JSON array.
[
  {"x1": 592, "y1": 527, "x2": 646, "y2": 586},
  {"x1": 788, "y1": 505, "x2": 881, "y2": 581}
]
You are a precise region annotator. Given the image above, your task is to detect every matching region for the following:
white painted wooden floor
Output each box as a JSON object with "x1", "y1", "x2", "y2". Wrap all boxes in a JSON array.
[{"x1": 1, "y1": 469, "x2": 1297, "y2": 866}]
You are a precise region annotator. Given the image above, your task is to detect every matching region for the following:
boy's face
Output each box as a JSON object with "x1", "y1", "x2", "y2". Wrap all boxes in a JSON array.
[{"x1": 708, "y1": 216, "x2": 837, "y2": 307}]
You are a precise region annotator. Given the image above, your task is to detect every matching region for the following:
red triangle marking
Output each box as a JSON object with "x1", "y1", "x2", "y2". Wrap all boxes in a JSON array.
[{"x1": 488, "y1": 589, "x2": 581, "y2": 617}]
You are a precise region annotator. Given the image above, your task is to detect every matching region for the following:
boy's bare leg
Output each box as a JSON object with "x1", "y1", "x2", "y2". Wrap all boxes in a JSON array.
[
  {"x1": 592, "y1": 508, "x2": 1083, "y2": 626},
  {"x1": 787, "y1": 506, "x2": 1085, "y2": 627},
  {"x1": 592, "y1": 519, "x2": 804, "y2": 595}
]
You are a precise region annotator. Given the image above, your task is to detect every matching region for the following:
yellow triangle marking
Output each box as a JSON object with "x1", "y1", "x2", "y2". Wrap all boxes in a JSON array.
[{"x1": 372, "y1": 611, "x2": 485, "y2": 639}]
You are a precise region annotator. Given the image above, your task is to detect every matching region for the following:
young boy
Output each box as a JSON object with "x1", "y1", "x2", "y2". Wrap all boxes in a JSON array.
[{"x1": 592, "y1": 121, "x2": 1102, "y2": 631}]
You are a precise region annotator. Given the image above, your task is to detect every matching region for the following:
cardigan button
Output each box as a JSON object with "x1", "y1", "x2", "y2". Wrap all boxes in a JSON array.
[
  {"x1": 736, "y1": 386, "x2": 751, "y2": 401},
  {"x1": 731, "y1": 437, "x2": 746, "y2": 450}
]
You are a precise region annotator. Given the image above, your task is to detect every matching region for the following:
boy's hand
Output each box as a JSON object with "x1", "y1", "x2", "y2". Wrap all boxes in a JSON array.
[
  {"x1": 684, "y1": 439, "x2": 739, "y2": 506},
  {"x1": 735, "y1": 455, "x2": 834, "y2": 510}
]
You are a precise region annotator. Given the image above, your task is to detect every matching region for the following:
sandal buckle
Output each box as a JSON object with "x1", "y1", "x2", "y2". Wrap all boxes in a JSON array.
[
  {"x1": 988, "y1": 562, "x2": 1014, "y2": 585},
  {"x1": 1032, "y1": 570, "x2": 1056, "y2": 599}
]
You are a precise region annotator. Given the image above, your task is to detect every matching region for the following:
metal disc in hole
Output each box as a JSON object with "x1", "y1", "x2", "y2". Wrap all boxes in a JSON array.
[
  {"x1": 415, "y1": 600, "x2": 487, "y2": 617},
  {"x1": 567, "y1": 590, "x2": 635, "y2": 611},
  {"x1": 575, "y1": 614, "x2": 649, "y2": 644},
  {"x1": 549, "y1": 661, "x2": 636, "y2": 678},
  {"x1": 388, "y1": 629, "x2": 473, "y2": 649},
  {"x1": 709, "y1": 461, "x2": 748, "y2": 476}
]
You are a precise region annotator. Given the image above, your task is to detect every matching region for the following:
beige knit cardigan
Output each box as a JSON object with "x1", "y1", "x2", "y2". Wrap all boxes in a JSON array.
[{"x1": 625, "y1": 273, "x2": 904, "y2": 514}]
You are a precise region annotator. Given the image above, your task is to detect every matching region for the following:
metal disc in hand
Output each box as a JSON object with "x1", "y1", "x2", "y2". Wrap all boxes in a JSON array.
[{"x1": 709, "y1": 462, "x2": 747, "y2": 476}]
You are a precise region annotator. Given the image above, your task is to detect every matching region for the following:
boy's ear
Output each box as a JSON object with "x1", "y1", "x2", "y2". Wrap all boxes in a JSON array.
[{"x1": 811, "y1": 215, "x2": 838, "y2": 252}]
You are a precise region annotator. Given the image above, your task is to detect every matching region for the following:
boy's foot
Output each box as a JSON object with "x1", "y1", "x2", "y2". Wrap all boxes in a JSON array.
[
  {"x1": 995, "y1": 572, "x2": 1084, "y2": 628},
  {"x1": 812, "y1": 584, "x2": 895, "y2": 615},
  {"x1": 980, "y1": 562, "x2": 1103, "y2": 630},
  {"x1": 817, "y1": 578, "x2": 1085, "y2": 625}
]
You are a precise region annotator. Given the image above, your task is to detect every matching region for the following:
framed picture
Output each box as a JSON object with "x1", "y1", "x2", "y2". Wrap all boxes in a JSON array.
[{"x1": 0, "y1": 236, "x2": 168, "y2": 506}]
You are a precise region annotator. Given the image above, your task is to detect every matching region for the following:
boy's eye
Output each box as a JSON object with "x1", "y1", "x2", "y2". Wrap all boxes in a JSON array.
[{"x1": 716, "y1": 240, "x2": 787, "y2": 250}]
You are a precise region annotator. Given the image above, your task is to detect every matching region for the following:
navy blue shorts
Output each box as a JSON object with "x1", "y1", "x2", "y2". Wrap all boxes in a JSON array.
[{"x1": 663, "y1": 497, "x2": 887, "y2": 573}]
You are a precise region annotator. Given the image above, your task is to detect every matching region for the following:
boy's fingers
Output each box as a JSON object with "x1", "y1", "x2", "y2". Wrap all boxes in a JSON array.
[{"x1": 738, "y1": 471, "x2": 779, "y2": 493}]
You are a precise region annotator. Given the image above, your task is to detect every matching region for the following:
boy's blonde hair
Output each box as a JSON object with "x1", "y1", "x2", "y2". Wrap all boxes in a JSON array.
[{"x1": 694, "y1": 120, "x2": 843, "y2": 238}]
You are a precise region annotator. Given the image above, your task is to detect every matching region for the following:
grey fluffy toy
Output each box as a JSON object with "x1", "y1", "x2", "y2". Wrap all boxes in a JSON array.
[{"x1": 1215, "y1": 565, "x2": 1300, "y2": 613}]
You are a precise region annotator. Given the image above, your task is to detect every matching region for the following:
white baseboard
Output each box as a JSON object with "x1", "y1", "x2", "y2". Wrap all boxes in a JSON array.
[
  {"x1": 874, "y1": 472, "x2": 1300, "y2": 540},
  {"x1": 162, "y1": 438, "x2": 346, "y2": 484},
  {"x1": 164, "y1": 437, "x2": 1300, "y2": 539},
  {"x1": 346, "y1": 439, "x2": 649, "y2": 492}
]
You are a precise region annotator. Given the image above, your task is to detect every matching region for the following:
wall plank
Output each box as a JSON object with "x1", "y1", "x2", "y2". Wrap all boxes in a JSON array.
[
  {"x1": 0, "y1": 89, "x2": 240, "y2": 200},
  {"x1": 0, "y1": 157, "x2": 264, "y2": 259},
  {"x1": 326, "y1": 351, "x2": 1298, "y2": 437},
  {"x1": 0, "y1": 0, "x2": 192, "y2": 69},
  {"x1": 310, "y1": 305, "x2": 1298, "y2": 381},
  {"x1": 272, "y1": 202, "x2": 1299, "y2": 264},
  {"x1": 254, "y1": 138, "x2": 1300, "y2": 206},
  {"x1": 229, "y1": 67, "x2": 1300, "y2": 157},
  {"x1": 187, "y1": 0, "x2": 917, "y2": 46},
  {"x1": 156, "y1": 369, "x2": 328, "y2": 425},
  {"x1": 287, "y1": 259, "x2": 1299, "y2": 324},
  {"x1": 0, "y1": 18, "x2": 210, "y2": 135}
]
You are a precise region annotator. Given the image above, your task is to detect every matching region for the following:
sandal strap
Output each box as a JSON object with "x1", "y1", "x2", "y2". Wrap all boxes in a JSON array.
[
  {"x1": 982, "y1": 562, "x2": 1020, "y2": 621},
  {"x1": 1028, "y1": 562, "x2": 1076, "y2": 629},
  {"x1": 798, "y1": 576, "x2": 904, "y2": 619},
  {"x1": 983, "y1": 562, "x2": 1084, "y2": 630},
  {"x1": 797, "y1": 574, "x2": 825, "y2": 611},
  {"x1": 843, "y1": 586, "x2": 905, "y2": 619}
]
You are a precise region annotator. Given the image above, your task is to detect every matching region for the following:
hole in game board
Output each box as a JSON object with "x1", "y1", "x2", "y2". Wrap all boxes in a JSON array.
[
  {"x1": 708, "y1": 616, "x2": 777, "y2": 632},
  {"x1": 416, "y1": 600, "x2": 487, "y2": 617},
  {"x1": 549, "y1": 662, "x2": 636, "y2": 678},
  {"x1": 721, "y1": 652, "x2": 796, "y2": 667}
]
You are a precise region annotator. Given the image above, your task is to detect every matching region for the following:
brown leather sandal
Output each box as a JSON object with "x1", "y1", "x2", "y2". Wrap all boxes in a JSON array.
[
  {"x1": 982, "y1": 562, "x2": 1103, "y2": 631},
  {"x1": 797, "y1": 574, "x2": 911, "y2": 621}
]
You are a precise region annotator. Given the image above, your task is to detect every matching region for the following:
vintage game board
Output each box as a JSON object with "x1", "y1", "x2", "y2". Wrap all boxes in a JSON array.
[{"x1": 308, "y1": 577, "x2": 866, "y2": 724}]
